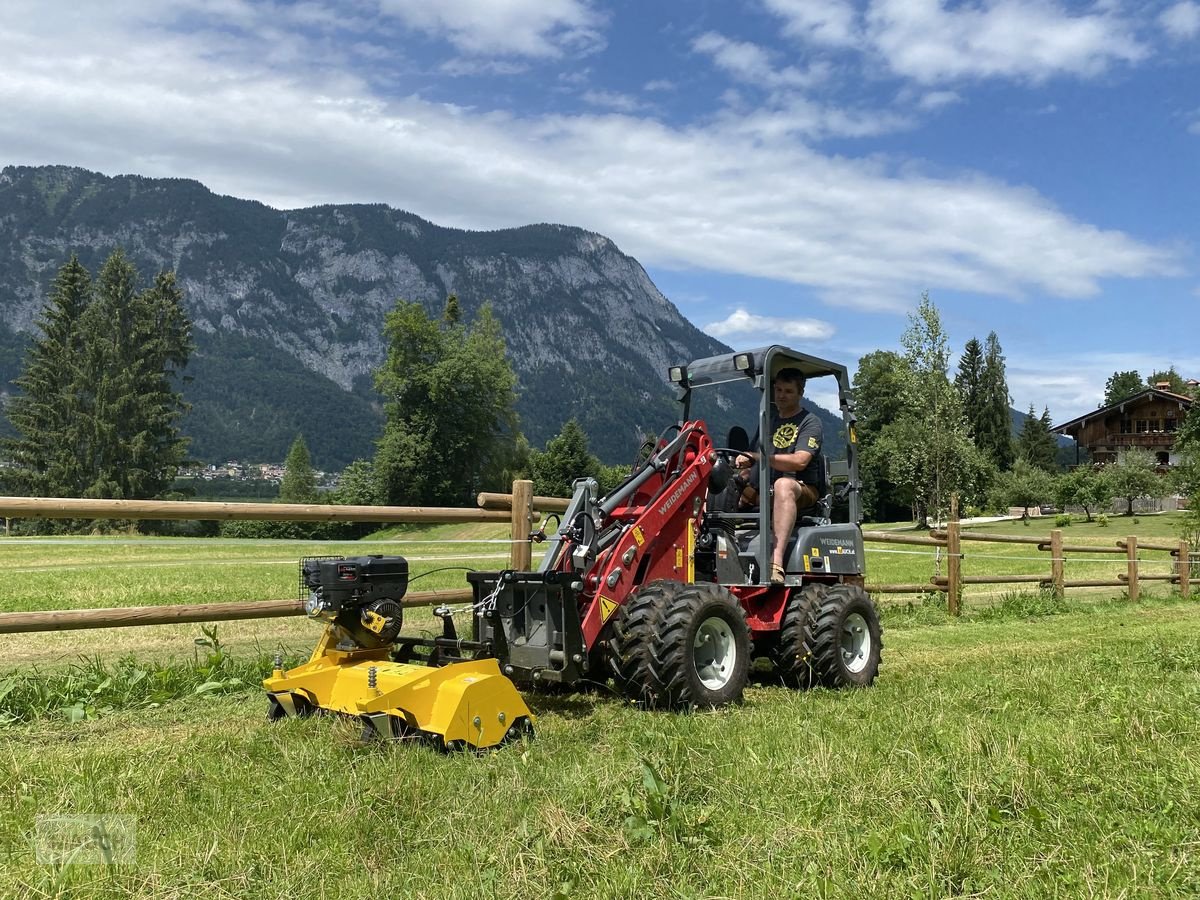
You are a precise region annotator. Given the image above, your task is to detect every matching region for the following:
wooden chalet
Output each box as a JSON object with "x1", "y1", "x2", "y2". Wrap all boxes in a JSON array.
[{"x1": 1053, "y1": 386, "x2": 1195, "y2": 466}]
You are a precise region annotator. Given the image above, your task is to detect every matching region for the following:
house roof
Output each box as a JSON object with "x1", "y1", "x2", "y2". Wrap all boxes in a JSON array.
[{"x1": 1052, "y1": 388, "x2": 1195, "y2": 434}]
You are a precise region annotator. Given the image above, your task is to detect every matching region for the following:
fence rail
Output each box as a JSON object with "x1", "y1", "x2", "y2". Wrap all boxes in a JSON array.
[
  {"x1": 866, "y1": 494, "x2": 1193, "y2": 613},
  {"x1": 0, "y1": 487, "x2": 1194, "y2": 633}
]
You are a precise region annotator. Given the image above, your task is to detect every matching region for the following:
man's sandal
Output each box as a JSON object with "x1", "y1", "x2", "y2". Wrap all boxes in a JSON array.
[{"x1": 770, "y1": 563, "x2": 786, "y2": 585}]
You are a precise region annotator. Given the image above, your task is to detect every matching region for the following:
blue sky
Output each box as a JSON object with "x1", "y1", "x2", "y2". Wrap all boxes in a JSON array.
[{"x1": 1, "y1": 0, "x2": 1197, "y2": 421}]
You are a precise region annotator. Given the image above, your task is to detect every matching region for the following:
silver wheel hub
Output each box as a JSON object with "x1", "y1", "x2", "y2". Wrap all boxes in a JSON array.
[
  {"x1": 693, "y1": 615, "x2": 737, "y2": 691},
  {"x1": 841, "y1": 612, "x2": 872, "y2": 674}
]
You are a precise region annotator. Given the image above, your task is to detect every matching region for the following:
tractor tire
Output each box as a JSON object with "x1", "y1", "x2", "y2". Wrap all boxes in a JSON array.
[
  {"x1": 809, "y1": 584, "x2": 883, "y2": 688},
  {"x1": 608, "y1": 580, "x2": 679, "y2": 703},
  {"x1": 772, "y1": 582, "x2": 828, "y2": 689},
  {"x1": 648, "y1": 582, "x2": 751, "y2": 710}
]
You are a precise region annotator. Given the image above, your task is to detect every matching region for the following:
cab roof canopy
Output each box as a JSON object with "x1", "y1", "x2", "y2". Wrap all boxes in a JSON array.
[{"x1": 678, "y1": 346, "x2": 848, "y2": 390}]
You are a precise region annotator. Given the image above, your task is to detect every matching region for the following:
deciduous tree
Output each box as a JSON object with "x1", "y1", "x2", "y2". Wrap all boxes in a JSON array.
[
  {"x1": 990, "y1": 460, "x2": 1056, "y2": 518},
  {"x1": 1103, "y1": 370, "x2": 1143, "y2": 407},
  {"x1": 1107, "y1": 448, "x2": 1163, "y2": 515},
  {"x1": 374, "y1": 298, "x2": 521, "y2": 506},
  {"x1": 852, "y1": 350, "x2": 909, "y2": 520},
  {"x1": 877, "y1": 294, "x2": 991, "y2": 525},
  {"x1": 1055, "y1": 466, "x2": 1113, "y2": 522}
]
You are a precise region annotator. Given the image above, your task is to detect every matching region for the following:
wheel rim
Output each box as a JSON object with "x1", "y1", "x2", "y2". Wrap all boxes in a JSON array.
[
  {"x1": 693, "y1": 615, "x2": 737, "y2": 691},
  {"x1": 841, "y1": 612, "x2": 872, "y2": 674}
]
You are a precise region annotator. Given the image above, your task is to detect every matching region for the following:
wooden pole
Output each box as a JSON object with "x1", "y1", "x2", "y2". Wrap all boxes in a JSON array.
[
  {"x1": 509, "y1": 479, "x2": 534, "y2": 570},
  {"x1": 0, "y1": 496, "x2": 512, "y2": 524},
  {"x1": 946, "y1": 493, "x2": 961, "y2": 616},
  {"x1": 1049, "y1": 529, "x2": 1065, "y2": 599},
  {"x1": 0, "y1": 589, "x2": 475, "y2": 635},
  {"x1": 1179, "y1": 541, "x2": 1191, "y2": 600},
  {"x1": 1126, "y1": 535, "x2": 1139, "y2": 602}
]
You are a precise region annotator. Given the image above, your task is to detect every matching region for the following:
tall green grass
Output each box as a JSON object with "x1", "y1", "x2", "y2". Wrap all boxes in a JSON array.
[{"x1": 1, "y1": 600, "x2": 1198, "y2": 897}]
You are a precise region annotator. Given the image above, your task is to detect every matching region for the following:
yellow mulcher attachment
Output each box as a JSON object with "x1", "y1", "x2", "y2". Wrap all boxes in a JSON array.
[{"x1": 264, "y1": 556, "x2": 533, "y2": 750}]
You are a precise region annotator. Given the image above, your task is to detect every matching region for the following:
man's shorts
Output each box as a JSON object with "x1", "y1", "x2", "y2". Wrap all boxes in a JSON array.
[{"x1": 740, "y1": 477, "x2": 820, "y2": 510}]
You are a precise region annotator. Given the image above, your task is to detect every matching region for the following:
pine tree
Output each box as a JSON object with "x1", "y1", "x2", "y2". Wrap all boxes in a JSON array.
[
  {"x1": 3, "y1": 250, "x2": 193, "y2": 503},
  {"x1": 2, "y1": 256, "x2": 93, "y2": 496},
  {"x1": 976, "y1": 332, "x2": 1015, "y2": 470},
  {"x1": 443, "y1": 294, "x2": 461, "y2": 325},
  {"x1": 279, "y1": 434, "x2": 319, "y2": 503},
  {"x1": 530, "y1": 419, "x2": 601, "y2": 498},
  {"x1": 954, "y1": 337, "x2": 983, "y2": 437},
  {"x1": 1017, "y1": 405, "x2": 1057, "y2": 473},
  {"x1": 77, "y1": 251, "x2": 193, "y2": 499}
]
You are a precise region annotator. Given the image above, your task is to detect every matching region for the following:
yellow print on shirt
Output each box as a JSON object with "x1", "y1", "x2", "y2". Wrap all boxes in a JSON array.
[{"x1": 773, "y1": 423, "x2": 799, "y2": 449}]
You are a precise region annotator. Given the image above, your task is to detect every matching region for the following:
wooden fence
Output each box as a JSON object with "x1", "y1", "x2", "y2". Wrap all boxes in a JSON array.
[
  {"x1": 0, "y1": 483, "x2": 566, "y2": 635},
  {"x1": 863, "y1": 496, "x2": 1193, "y2": 615},
  {"x1": 0, "y1": 487, "x2": 1192, "y2": 632}
]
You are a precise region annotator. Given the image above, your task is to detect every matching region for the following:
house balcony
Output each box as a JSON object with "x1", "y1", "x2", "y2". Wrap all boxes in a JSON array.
[{"x1": 1104, "y1": 432, "x2": 1176, "y2": 447}]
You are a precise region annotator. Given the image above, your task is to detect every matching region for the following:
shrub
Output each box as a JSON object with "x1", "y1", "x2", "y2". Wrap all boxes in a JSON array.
[
  {"x1": 1097, "y1": 514, "x2": 1109, "y2": 527},
  {"x1": 1055, "y1": 513, "x2": 1072, "y2": 527}
]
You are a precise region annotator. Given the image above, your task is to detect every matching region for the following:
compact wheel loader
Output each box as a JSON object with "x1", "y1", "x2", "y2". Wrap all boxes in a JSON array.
[{"x1": 265, "y1": 345, "x2": 883, "y2": 748}]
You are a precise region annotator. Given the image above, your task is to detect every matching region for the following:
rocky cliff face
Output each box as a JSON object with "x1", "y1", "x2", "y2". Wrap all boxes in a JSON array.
[{"x1": 0, "y1": 165, "x2": 738, "y2": 467}]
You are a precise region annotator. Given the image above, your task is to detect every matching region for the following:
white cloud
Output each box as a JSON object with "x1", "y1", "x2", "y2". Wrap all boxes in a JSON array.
[
  {"x1": 917, "y1": 90, "x2": 961, "y2": 111},
  {"x1": 440, "y1": 58, "x2": 531, "y2": 77},
  {"x1": 0, "y1": 3, "x2": 1178, "y2": 319},
  {"x1": 1160, "y1": 1, "x2": 1200, "y2": 40},
  {"x1": 1009, "y1": 351, "x2": 1200, "y2": 421},
  {"x1": 581, "y1": 90, "x2": 645, "y2": 113},
  {"x1": 643, "y1": 79, "x2": 676, "y2": 92},
  {"x1": 692, "y1": 32, "x2": 829, "y2": 90},
  {"x1": 768, "y1": 0, "x2": 1146, "y2": 84},
  {"x1": 704, "y1": 309, "x2": 836, "y2": 341},
  {"x1": 763, "y1": 0, "x2": 861, "y2": 47},
  {"x1": 378, "y1": 0, "x2": 605, "y2": 58},
  {"x1": 868, "y1": 0, "x2": 1146, "y2": 84}
]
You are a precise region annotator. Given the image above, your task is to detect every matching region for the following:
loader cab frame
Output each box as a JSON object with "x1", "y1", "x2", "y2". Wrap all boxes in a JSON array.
[{"x1": 670, "y1": 345, "x2": 861, "y2": 585}]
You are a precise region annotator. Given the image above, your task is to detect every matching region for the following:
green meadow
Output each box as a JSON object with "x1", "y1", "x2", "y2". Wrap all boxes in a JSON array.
[{"x1": 0, "y1": 515, "x2": 1197, "y2": 897}]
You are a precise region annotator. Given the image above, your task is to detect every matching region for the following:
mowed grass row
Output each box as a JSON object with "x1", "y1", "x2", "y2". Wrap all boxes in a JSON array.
[{"x1": 0, "y1": 599, "x2": 1197, "y2": 897}]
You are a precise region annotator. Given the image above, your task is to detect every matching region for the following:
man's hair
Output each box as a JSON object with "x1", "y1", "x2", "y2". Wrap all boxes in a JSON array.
[{"x1": 774, "y1": 367, "x2": 806, "y2": 390}]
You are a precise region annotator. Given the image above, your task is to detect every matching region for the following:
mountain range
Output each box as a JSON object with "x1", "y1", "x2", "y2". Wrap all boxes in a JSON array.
[{"x1": 0, "y1": 165, "x2": 846, "y2": 469}]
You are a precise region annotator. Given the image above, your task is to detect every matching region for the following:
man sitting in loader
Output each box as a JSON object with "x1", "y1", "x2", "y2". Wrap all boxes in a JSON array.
[{"x1": 734, "y1": 367, "x2": 824, "y2": 584}]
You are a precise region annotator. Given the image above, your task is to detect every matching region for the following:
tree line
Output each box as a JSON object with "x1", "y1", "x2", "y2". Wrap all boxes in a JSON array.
[
  {"x1": 0, "y1": 253, "x2": 626, "y2": 532},
  {"x1": 852, "y1": 293, "x2": 1199, "y2": 525},
  {"x1": 5, "y1": 253, "x2": 1198, "y2": 536},
  {"x1": 2, "y1": 251, "x2": 191, "y2": 508}
]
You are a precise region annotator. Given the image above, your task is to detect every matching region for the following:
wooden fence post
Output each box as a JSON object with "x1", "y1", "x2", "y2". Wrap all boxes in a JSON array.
[
  {"x1": 509, "y1": 479, "x2": 534, "y2": 570},
  {"x1": 1179, "y1": 540, "x2": 1192, "y2": 600},
  {"x1": 946, "y1": 493, "x2": 961, "y2": 616},
  {"x1": 1049, "y1": 529, "x2": 1065, "y2": 599},
  {"x1": 1126, "y1": 535, "x2": 1139, "y2": 602}
]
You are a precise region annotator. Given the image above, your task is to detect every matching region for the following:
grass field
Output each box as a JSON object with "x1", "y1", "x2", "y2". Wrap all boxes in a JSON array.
[{"x1": 1, "y1": 517, "x2": 1198, "y2": 897}]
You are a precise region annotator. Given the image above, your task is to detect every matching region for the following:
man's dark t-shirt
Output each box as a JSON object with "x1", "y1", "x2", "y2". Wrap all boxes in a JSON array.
[{"x1": 748, "y1": 407, "x2": 823, "y2": 488}]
